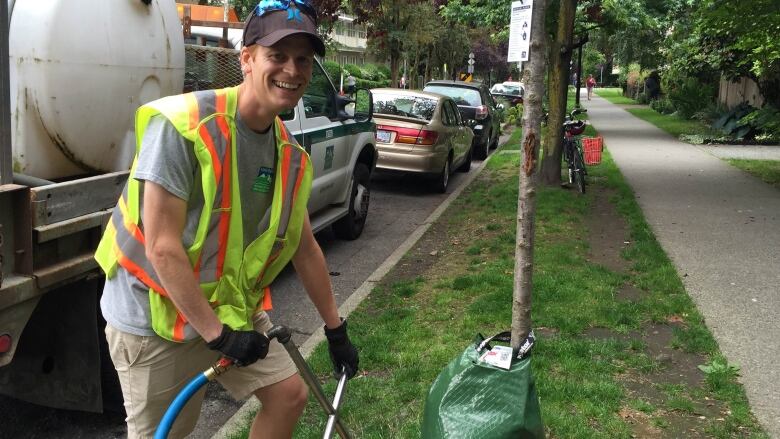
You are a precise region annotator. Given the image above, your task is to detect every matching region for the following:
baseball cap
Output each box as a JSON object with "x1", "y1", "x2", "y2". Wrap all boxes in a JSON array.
[{"x1": 242, "y1": 0, "x2": 326, "y2": 56}]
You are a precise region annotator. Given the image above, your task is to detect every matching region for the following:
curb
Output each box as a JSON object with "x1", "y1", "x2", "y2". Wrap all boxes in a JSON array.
[{"x1": 211, "y1": 130, "x2": 515, "y2": 438}]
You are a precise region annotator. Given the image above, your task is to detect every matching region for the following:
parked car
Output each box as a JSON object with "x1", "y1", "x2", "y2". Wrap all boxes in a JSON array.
[
  {"x1": 491, "y1": 81, "x2": 524, "y2": 106},
  {"x1": 371, "y1": 88, "x2": 474, "y2": 193},
  {"x1": 423, "y1": 80, "x2": 502, "y2": 160}
]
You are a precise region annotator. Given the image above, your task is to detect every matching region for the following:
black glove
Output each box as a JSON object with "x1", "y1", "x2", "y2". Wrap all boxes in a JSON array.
[
  {"x1": 206, "y1": 324, "x2": 270, "y2": 367},
  {"x1": 324, "y1": 319, "x2": 359, "y2": 379}
]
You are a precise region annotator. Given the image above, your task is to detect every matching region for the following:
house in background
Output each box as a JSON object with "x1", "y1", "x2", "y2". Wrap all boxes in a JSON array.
[{"x1": 326, "y1": 15, "x2": 374, "y2": 66}]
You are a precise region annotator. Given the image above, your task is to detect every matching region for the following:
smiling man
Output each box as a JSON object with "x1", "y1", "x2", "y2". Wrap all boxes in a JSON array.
[{"x1": 94, "y1": 1, "x2": 358, "y2": 438}]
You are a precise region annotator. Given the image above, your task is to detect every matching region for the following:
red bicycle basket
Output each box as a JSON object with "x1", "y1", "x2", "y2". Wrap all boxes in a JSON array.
[{"x1": 582, "y1": 136, "x2": 603, "y2": 165}]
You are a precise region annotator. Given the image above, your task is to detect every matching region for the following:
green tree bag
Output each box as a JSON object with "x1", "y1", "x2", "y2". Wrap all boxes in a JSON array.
[{"x1": 421, "y1": 332, "x2": 545, "y2": 438}]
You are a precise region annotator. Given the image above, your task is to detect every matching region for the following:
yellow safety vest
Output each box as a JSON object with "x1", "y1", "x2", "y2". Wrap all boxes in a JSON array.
[{"x1": 95, "y1": 87, "x2": 312, "y2": 342}]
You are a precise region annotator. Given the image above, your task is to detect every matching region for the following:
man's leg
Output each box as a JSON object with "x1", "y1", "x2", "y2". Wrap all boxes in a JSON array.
[
  {"x1": 105, "y1": 324, "x2": 216, "y2": 439},
  {"x1": 217, "y1": 311, "x2": 303, "y2": 438},
  {"x1": 249, "y1": 374, "x2": 308, "y2": 439}
]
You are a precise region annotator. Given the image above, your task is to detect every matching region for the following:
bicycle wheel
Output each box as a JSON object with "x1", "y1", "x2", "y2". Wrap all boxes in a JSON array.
[
  {"x1": 573, "y1": 148, "x2": 586, "y2": 194},
  {"x1": 563, "y1": 140, "x2": 575, "y2": 184}
]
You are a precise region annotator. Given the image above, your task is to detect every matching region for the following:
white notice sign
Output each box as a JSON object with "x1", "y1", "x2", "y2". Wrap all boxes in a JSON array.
[{"x1": 507, "y1": 0, "x2": 533, "y2": 62}]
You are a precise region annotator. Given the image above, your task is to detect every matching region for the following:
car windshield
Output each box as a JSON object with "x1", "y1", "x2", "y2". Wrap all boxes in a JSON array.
[
  {"x1": 423, "y1": 85, "x2": 482, "y2": 107},
  {"x1": 373, "y1": 94, "x2": 438, "y2": 121},
  {"x1": 502, "y1": 85, "x2": 522, "y2": 95}
]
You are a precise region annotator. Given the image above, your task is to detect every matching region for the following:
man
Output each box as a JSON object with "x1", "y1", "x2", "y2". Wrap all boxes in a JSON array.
[
  {"x1": 345, "y1": 72, "x2": 356, "y2": 96},
  {"x1": 94, "y1": 1, "x2": 358, "y2": 438}
]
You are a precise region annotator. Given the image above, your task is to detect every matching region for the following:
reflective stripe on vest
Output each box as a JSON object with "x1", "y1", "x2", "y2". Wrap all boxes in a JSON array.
[{"x1": 94, "y1": 86, "x2": 312, "y2": 342}]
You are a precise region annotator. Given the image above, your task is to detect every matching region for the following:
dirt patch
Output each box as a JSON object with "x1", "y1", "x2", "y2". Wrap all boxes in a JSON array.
[
  {"x1": 585, "y1": 188, "x2": 631, "y2": 273},
  {"x1": 643, "y1": 323, "x2": 707, "y2": 389},
  {"x1": 581, "y1": 187, "x2": 729, "y2": 437},
  {"x1": 386, "y1": 220, "x2": 451, "y2": 284},
  {"x1": 616, "y1": 283, "x2": 646, "y2": 302}
]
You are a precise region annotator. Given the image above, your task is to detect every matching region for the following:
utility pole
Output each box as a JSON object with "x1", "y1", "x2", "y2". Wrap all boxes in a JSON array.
[{"x1": 511, "y1": 0, "x2": 547, "y2": 349}]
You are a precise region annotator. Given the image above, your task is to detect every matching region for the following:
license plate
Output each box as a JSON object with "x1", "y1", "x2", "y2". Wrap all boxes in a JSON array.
[{"x1": 376, "y1": 130, "x2": 391, "y2": 143}]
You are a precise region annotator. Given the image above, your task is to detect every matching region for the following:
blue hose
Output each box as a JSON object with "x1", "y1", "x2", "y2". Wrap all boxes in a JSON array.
[{"x1": 154, "y1": 372, "x2": 209, "y2": 439}]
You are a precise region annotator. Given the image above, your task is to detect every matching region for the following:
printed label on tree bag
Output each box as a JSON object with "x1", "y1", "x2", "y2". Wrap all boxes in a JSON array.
[{"x1": 479, "y1": 345, "x2": 513, "y2": 370}]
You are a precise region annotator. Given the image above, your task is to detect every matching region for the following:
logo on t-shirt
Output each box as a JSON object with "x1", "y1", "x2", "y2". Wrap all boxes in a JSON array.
[{"x1": 252, "y1": 167, "x2": 274, "y2": 193}]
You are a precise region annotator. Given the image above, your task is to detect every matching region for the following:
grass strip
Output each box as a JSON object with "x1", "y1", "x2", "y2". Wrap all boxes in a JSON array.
[
  {"x1": 625, "y1": 107, "x2": 720, "y2": 139},
  {"x1": 727, "y1": 159, "x2": 780, "y2": 188},
  {"x1": 593, "y1": 87, "x2": 638, "y2": 105},
  {"x1": 230, "y1": 130, "x2": 767, "y2": 439}
]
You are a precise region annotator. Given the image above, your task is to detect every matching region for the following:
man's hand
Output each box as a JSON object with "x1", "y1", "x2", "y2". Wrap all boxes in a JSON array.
[
  {"x1": 206, "y1": 324, "x2": 270, "y2": 367},
  {"x1": 324, "y1": 319, "x2": 359, "y2": 378}
]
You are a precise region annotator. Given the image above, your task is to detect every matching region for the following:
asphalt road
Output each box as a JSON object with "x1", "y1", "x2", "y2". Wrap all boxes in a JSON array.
[{"x1": 0, "y1": 158, "x2": 485, "y2": 439}]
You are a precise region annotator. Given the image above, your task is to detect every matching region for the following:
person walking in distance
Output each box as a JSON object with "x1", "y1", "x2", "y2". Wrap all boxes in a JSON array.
[
  {"x1": 94, "y1": 1, "x2": 359, "y2": 438},
  {"x1": 586, "y1": 74, "x2": 596, "y2": 100},
  {"x1": 346, "y1": 72, "x2": 356, "y2": 97}
]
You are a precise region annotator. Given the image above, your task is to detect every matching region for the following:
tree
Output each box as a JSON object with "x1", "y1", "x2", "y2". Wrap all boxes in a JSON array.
[
  {"x1": 348, "y1": 0, "x2": 430, "y2": 85},
  {"x1": 669, "y1": 0, "x2": 780, "y2": 107},
  {"x1": 513, "y1": 0, "x2": 549, "y2": 349}
]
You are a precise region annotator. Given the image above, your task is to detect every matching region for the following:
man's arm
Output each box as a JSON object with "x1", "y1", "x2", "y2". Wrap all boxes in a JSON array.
[
  {"x1": 293, "y1": 215, "x2": 359, "y2": 378},
  {"x1": 143, "y1": 180, "x2": 223, "y2": 342},
  {"x1": 292, "y1": 214, "x2": 342, "y2": 329}
]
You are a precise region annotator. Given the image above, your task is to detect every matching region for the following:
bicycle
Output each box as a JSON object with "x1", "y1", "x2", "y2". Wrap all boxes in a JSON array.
[{"x1": 562, "y1": 108, "x2": 588, "y2": 194}]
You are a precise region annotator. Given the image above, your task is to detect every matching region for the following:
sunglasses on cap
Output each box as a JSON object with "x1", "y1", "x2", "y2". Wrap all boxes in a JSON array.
[{"x1": 252, "y1": 0, "x2": 318, "y2": 25}]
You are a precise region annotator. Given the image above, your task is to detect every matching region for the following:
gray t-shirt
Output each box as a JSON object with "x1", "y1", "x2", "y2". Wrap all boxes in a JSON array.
[{"x1": 101, "y1": 110, "x2": 278, "y2": 337}]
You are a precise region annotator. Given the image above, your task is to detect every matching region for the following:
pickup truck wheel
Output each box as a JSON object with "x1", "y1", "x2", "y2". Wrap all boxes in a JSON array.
[{"x1": 333, "y1": 163, "x2": 370, "y2": 240}]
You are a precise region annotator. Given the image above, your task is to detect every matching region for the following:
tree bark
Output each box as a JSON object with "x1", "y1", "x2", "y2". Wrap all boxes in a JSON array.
[
  {"x1": 539, "y1": 0, "x2": 577, "y2": 186},
  {"x1": 512, "y1": 0, "x2": 548, "y2": 350}
]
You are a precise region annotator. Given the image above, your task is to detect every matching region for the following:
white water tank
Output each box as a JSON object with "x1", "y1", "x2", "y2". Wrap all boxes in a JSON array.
[{"x1": 9, "y1": 0, "x2": 185, "y2": 179}]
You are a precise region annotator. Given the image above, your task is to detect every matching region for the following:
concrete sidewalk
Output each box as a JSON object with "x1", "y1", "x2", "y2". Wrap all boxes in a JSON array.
[{"x1": 584, "y1": 94, "x2": 780, "y2": 437}]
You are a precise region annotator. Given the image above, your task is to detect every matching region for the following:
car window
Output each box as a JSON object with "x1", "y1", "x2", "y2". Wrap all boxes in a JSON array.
[
  {"x1": 423, "y1": 85, "x2": 482, "y2": 107},
  {"x1": 444, "y1": 101, "x2": 460, "y2": 126},
  {"x1": 450, "y1": 101, "x2": 463, "y2": 125},
  {"x1": 441, "y1": 101, "x2": 453, "y2": 126},
  {"x1": 373, "y1": 93, "x2": 437, "y2": 121},
  {"x1": 303, "y1": 62, "x2": 335, "y2": 119}
]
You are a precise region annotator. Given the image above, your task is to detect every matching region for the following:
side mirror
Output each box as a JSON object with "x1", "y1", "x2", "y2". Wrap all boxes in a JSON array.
[{"x1": 339, "y1": 88, "x2": 373, "y2": 122}]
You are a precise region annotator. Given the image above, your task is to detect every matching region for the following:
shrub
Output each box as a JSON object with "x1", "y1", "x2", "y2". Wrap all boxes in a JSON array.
[
  {"x1": 740, "y1": 106, "x2": 780, "y2": 140},
  {"x1": 650, "y1": 97, "x2": 676, "y2": 115},
  {"x1": 712, "y1": 103, "x2": 756, "y2": 139},
  {"x1": 666, "y1": 77, "x2": 716, "y2": 119},
  {"x1": 343, "y1": 63, "x2": 362, "y2": 77},
  {"x1": 322, "y1": 60, "x2": 342, "y2": 83}
]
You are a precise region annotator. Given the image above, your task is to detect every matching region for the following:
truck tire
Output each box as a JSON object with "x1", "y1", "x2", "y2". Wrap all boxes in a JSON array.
[{"x1": 333, "y1": 163, "x2": 370, "y2": 240}]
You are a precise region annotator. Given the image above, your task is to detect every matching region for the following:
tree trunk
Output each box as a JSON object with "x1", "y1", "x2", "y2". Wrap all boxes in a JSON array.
[
  {"x1": 511, "y1": 0, "x2": 548, "y2": 350},
  {"x1": 539, "y1": 0, "x2": 576, "y2": 187}
]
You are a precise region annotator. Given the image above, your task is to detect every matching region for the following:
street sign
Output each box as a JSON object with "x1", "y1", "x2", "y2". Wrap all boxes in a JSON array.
[
  {"x1": 507, "y1": 0, "x2": 533, "y2": 62},
  {"x1": 467, "y1": 65, "x2": 474, "y2": 74},
  {"x1": 467, "y1": 59, "x2": 475, "y2": 65}
]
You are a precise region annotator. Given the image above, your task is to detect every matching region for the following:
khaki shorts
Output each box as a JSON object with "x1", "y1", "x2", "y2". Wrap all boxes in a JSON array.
[{"x1": 105, "y1": 311, "x2": 297, "y2": 439}]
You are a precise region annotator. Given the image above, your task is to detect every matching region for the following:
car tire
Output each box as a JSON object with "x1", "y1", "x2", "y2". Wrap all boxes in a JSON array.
[
  {"x1": 333, "y1": 163, "x2": 370, "y2": 240},
  {"x1": 457, "y1": 146, "x2": 472, "y2": 173},
  {"x1": 436, "y1": 156, "x2": 451, "y2": 193},
  {"x1": 476, "y1": 132, "x2": 490, "y2": 160}
]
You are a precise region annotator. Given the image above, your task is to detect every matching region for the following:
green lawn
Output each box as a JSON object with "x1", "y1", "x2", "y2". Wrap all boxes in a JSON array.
[
  {"x1": 727, "y1": 159, "x2": 780, "y2": 188},
  {"x1": 226, "y1": 115, "x2": 767, "y2": 438},
  {"x1": 594, "y1": 87, "x2": 638, "y2": 105},
  {"x1": 625, "y1": 107, "x2": 721, "y2": 140}
]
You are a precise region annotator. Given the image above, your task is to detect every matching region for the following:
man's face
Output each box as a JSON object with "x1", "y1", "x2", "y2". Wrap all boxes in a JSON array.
[{"x1": 241, "y1": 34, "x2": 315, "y2": 114}]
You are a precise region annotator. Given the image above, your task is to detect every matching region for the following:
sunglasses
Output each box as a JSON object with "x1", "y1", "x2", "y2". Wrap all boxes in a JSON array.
[{"x1": 253, "y1": 0, "x2": 318, "y2": 24}]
